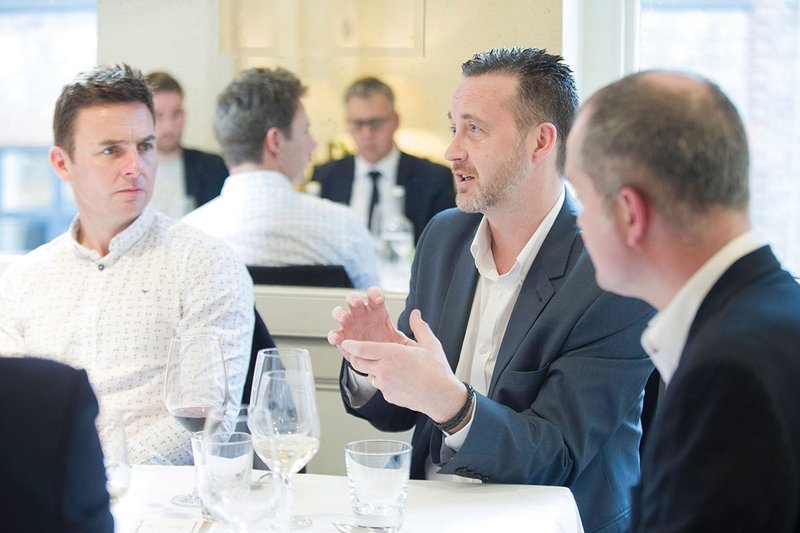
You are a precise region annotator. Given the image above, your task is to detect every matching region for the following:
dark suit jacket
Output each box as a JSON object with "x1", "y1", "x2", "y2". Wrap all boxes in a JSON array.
[
  {"x1": 182, "y1": 147, "x2": 229, "y2": 208},
  {"x1": 341, "y1": 195, "x2": 655, "y2": 533},
  {"x1": 0, "y1": 357, "x2": 113, "y2": 533},
  {"x1": 311, "y1": 152, "x2": 456, "y2": 242},
  {"x1": 632, "y1": 246, "x2": 800, "y2": 532}
]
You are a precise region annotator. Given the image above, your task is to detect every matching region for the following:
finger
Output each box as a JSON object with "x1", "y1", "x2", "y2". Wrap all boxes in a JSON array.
[
  {"x1": 341, "y1": 339, "x2": 395, "y2": 361},
  {"x1": 408, "y1": 309, "x2": 441, "y2": 349},
  {"x1": 331, "y1": 306, "x2": 351, "y2": 326},
  {"x1": 346, "y1": 291, "x2": 367, "y2": 312},
  {"x1": 327, "y1": 328, "x2": 343, "y2": 346},
  {"x1": 365, "y1": 286, "x2": 386, "y2": 310},
  {"x1": 350, "y1": 355, "x2": 377, "y2": 376}
]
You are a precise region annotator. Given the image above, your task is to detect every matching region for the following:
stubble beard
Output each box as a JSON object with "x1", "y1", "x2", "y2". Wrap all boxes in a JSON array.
[{"x1": 456, "y1": 142, "x2": 528, "y2": 214}]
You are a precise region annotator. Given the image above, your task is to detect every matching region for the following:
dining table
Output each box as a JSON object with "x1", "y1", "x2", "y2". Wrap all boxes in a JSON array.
[{"x1": 112, "y1": 465, "x2": 585, "y2": 532}]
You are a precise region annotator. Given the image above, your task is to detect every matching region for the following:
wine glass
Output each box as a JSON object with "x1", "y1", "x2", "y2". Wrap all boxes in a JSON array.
[
  {"x1": 164, "y1": 333, "x2": 229, "y2": 506},
  {"x1": 250, "y1": 348, "x2": 312, "y2": 401},
  {"x1": 249, "y1": 369, "x2": 320, "y2": 530},
  {"x1": 103, "y1": 409, "x2": 131, "y2": 504}
]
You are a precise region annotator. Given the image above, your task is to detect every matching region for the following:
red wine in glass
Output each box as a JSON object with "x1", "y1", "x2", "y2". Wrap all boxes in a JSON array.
[{"x1": 171, "y1": 406, "x2": 213, "y2": 433}]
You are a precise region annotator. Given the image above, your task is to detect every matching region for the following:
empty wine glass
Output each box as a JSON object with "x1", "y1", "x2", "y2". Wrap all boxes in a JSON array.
[
  {"x1": 250, "y1": 348, "x2": 312, "y2": 401},
  {"x1": 102, "y1": 409, "x2": 131, "y2": 503},
  {"x1": 249, "y1": 369, "x2": 320, "y2": 529},
  {"x1": 164, "y1": 333, "x2": 229, "y2": 506}
]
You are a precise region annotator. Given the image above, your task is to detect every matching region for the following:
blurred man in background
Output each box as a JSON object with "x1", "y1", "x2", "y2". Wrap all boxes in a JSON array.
[
  {"x1": 183, "y1": 68, "x2": 378, "y2": 289},
  {"x1": 312, "y1": 76, "x2": 455, "y2": 242},
  {"x1": 146, "y1": 71, "x2": 228, "y2": 218}
]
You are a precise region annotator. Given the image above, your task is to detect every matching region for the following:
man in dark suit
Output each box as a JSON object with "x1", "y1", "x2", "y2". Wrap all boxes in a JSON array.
[
  {"x1": 146, "y1": 71, "x2": 228, "y2": 217},
  {"x1": 311, "y1": 77, "x2": 455, "y2": 242},
  {"x1": 566, "y1": 71, "x2": 800, "y2": 531},
  {"x1": 328, "y1": 48, "x2": 655, "y2": 533},
  {"x1": 0, "y1": 357, "x2": 113, "y2": 532}
]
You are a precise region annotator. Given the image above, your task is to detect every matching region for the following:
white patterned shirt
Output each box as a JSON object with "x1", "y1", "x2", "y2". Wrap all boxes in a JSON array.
[
  {"x1": 182, "y1": 170, "x2": 379, "y2": 289},
  {"x1": 0, "y1": 204, "x2": 254, "y2": 465}
]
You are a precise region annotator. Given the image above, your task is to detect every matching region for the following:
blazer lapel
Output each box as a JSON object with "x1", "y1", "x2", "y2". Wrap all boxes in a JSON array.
[
  {"x1": 488, "y1": 193, "x2": 581, "y2": 395},
  {"x1": 689, "y1": 245, "x2": 779, "y2": 339},
  {"x1": 341, "y1": 156, "x2": 356, "y2": 203},
  {"x1": 435, "y1": 225, "x2": 481, "y2": 372},
  {"x1": 396, "y1": 152, "x2": 412, "y2": 188}
]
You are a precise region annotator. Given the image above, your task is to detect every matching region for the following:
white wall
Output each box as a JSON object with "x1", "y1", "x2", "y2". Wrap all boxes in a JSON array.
[
  {"x1": 98, "y1": 0, "x2": 564, "y2": 164},
  {"x1": 98, "y1": 0, "x2": 235, "y2": 153}
]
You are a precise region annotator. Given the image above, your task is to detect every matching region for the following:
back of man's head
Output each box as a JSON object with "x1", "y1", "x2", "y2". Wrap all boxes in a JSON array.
[
  {"x1": 461, "y1": 47, "x2": 579, "y2": 176},
  {"x1": 145, "y1": 71, "x2": 183, "y2": 96},
  {"x1": 344, "y1": 76, "x2": 395, "y2": 109},
  {"x1": 580, "y1": 71, "x2": 749, "y2": 229},
  {"x1": 53, "y1": 64, "x2": 153, "y2": 159},
  {"x1": 214, "y1": 67, "x2": 306, "y2": 167}
]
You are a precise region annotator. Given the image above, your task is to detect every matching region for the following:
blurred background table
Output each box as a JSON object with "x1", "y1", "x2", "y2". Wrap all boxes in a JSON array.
[{"x1": 113, "y1": 465, "x2": 585, "y2": 532}]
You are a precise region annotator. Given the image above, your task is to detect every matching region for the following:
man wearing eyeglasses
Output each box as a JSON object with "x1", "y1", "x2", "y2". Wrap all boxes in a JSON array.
[{"x1": 312, "y1": 77, "x2": 455, "y2": 243}]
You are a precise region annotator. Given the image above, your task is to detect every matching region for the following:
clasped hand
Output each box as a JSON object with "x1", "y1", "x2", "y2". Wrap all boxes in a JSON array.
[{"x1": 328, "y1": 287, "x2": 466, "y2": 423}]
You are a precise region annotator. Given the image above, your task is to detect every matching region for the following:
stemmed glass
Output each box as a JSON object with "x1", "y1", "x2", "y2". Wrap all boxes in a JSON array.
[
  {"x1": 103, "y1": 409, "x2": 131, "y2": 504},
  {"x1": 249, "y1": 352, "x2": 320, "y2": 530},
  {"x1": 250, "y1": 348, "x2": 312, "y2": 397},
  {"x1": 164, "y1": 333, "x2": 229, "y2": 506}
]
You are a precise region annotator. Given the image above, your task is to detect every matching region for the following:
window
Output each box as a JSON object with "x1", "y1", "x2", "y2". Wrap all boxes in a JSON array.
[
  {"x1": 639, "y1": 0, "x2": 800, "y2": 276},
  {"x1": 0, "y1": 0, "x2": 96, "y2": 253}
]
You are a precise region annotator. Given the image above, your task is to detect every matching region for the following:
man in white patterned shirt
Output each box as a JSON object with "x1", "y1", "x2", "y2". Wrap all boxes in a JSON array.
[
  {"x1": 182, "y1": 68, "x2": 378, "y2": 289},
  {"x1": 0, "y1": 64, "x2": 254, "y2": 465}
]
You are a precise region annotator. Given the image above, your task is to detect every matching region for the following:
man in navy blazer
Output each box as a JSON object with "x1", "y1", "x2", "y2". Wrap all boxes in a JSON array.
[
  {"x1": 146, "y1": 71, "x2": 228, "y2": 217},
  {"x1": 311, "y1": 77, "x2": 455, "y2": 242},
  {"x1": 567, "y1": 71, "x2": 800, "y2": 531},
  {"x1": 0, "y1": 357, "x2": 113, "y2": 532},
  {"x1": 329, "y1": 48, "x2": 654, "y2": 533}
]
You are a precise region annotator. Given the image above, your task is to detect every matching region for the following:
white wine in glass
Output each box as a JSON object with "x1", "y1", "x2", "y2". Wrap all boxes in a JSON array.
[
  {"x1": 250, "y1": 368, "x2": 320, "y2": 529},
  {"x1": 163, "y1": 333, "x2": 229, "y2": 507}
]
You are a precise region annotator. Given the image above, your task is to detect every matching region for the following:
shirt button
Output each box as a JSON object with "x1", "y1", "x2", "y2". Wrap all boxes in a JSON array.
[{"x1": 97, "y1": 264, "x2": 105, "y2": 271}]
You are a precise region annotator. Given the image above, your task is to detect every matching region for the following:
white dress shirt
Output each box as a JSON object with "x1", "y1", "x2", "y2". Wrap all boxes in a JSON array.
[
  {"x1": 641, "y1": 230, "x2": 762, "y2": 384},
  {"x1": 182, "y1": 170, "x2": 379, "y2": 289},
  {"x1": 0, "y1": 204, "x2": 254, "y2": 465},
  {"x1": 351, "y1": 147, "x2": 402, "y2": 228}
]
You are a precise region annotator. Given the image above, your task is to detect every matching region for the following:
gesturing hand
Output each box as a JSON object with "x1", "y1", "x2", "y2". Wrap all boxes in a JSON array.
[
  {"x1": 328, "y1": 286, "x2": 410, "y2": 364},
  {"x1": 341, "y1": 309, "x2": 466, "y2": 423}
]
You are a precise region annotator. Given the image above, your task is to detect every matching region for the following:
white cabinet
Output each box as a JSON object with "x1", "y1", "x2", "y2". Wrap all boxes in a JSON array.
[{"x1": 255, "y1": 286, "x2": 413, "y2": 475}]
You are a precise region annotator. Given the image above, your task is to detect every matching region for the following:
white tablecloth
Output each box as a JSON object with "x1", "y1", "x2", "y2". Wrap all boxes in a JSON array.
[{"x1": 113, "y1": 465, "x2": 584, "y2": 532}]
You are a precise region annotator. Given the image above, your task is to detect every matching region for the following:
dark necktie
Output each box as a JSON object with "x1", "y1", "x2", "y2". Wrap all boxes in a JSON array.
[{"x1": 367, "y1": 170, "x2": 381, "y2": 230}]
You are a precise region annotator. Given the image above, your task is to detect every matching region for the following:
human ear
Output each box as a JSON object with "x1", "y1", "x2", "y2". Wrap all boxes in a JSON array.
[
  {"x1": 616, "y1": 186, "x2": 648, "y2": 247},
  {"x1": 49, "y1": 146, "x2": 72, "y2": 183},
  {"x1": 530, "y1": 122, "x2": 558, "y2": 164},
  {"x1": 264, "y1": 127, "x2": 282, "y2": 157}
]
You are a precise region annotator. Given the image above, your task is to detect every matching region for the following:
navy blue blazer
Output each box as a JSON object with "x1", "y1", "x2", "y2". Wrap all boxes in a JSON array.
[
  {"x1": 182, "y1": 147, "x2": 229, "y2": 208},
  {"x1": 341, "y1": 195, "x2": 655, "y2": 533},
  {"x1": 633, "y1": 246, "x2": 800, "y2": 532},
  {"x1": 0, "y1": 357, "x2": 113, "y2": 532},
  {"x1": 311, "y1": 152, "x2": 455, "y2": 243}
]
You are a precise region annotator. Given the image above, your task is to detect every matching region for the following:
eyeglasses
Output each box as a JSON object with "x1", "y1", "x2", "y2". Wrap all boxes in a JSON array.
[{"x1": 348, "y1": 116, "x2": 392, "y2": 132}]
